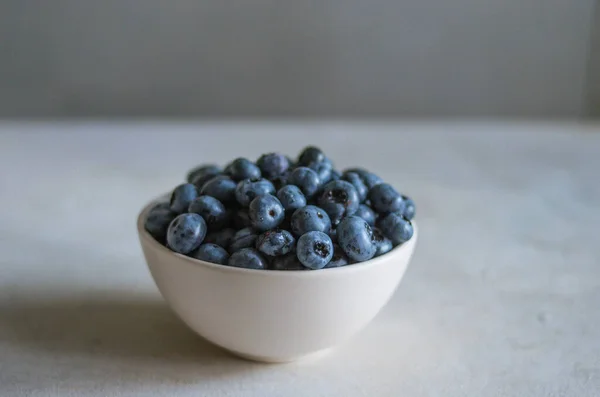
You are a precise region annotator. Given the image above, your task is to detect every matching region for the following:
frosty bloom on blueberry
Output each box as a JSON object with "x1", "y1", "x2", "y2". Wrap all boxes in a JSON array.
[{"x1": 144, "y1": 146, "x2": 415, "y2": 269}]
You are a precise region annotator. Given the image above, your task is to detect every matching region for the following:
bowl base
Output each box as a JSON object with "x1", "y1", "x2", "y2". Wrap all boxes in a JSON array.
[{"x1": 227, "y1": 347, "x2": 333, "y2": 364}]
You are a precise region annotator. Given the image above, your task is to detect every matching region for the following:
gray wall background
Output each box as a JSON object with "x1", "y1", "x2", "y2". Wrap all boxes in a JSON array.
[{"x1": 1, "y1": 0, "x2": 598, "y2": 118}]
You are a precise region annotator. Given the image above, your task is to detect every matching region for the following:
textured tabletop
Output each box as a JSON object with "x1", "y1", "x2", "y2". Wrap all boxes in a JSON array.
[{"x1": 0, "y1": 122, "x2": 598, "y2": 396}]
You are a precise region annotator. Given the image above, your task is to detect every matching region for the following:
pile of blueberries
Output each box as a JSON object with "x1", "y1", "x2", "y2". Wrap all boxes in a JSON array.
[{"x1": 144, "y1": 147, "x2": 415, "y2": 270}]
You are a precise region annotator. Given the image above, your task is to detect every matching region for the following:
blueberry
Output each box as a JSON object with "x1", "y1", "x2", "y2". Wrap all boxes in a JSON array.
[
  {"x1": 368, "y1": 183, "x2": 404, "y2": 214},
  {"x1": 317, "y1": 180, "x2": 360, "y2": 225},
  {"x1": 270, "y1": 253, "x2": 306, "y2": 270},
  {"x1": 228, "y1": 248, "x2": 268, "y2": 270},
  {"x1": 191, "y1": 243, "x2": 229, "y2": 265},
  {"x1": 337, "y1": 216, "x2": 376, "y2": 262},
  {"x1": 256, "y1": 229, "x2": 295, "y2": 256},
  {"x1": 277, "y1": 185, "x2": 307, "y2": 212},
  {"x1": 290, "y1": 205, "x2": 331, "y2": 236},
  {"x1": 360, "y1": 173, "x2": 382, "y2": 189},
  {"x1": 307, "y1": 161, "x2": 333, "y2": 185},
  {"x1": 166, "y1": 213, "x2": 207, "y2": 254},
  {"x1": 248, "y1": 194, "x2": 285, "y2": 231},
  {"x1": 288, "y1": 167, "x2": 320, "y2": 199},
  {"x1": 270, "y1": 170, "x2": 291, "y2": 191},
  {"x1": 354, "y1": 204, "x2": 376, "y2": 226},
  {"x1": 257, "y1": 153, "x2": 290, "y2": 179},
  {"x1": 296, "y1": 231, "x2": 334, "y2": 270},
  {"x1": 145, "y1": 203, "x2": 176, "y2": 243},
  {"x1": 344, "y1": 168, "x2": 383, "y2": 189},
  {"x1": 187, "y1": 164, "x2": 222, "y2": 185},
  {"x1": 324, "y1": 244, "x2": 350, "y2": 268},
  {"x1": 232, "y1": 208, "x2": 252, "y2": 229},
  {"x1": 200, "y1": 175, "x2": 237, "y2": 203},
  {"x1": 371, "y1": 228, "x2": 393, "y2": 256},
  {"x1": 400, "y1": 195, "x2": 416, "y2": 220},
  {"x1": 342, "y1": 171, "x2": 368, "y2": 202},
  {"x1": 188, "y1": 195, "x2": 229, "y2": 231},
  {"x1": 169, "y1": 183, "x2": 198, "y2": 213},
  {"x1": 204, "y1": 228, "x2": 236, "y2": 249},
  {"x1": 225, "y1": 158, "x2": 262, "y2": 181},
  {"x1": 378, "y1": 213, "x2": 414, "y2": 245},
  {"x1": 235, "y1": 178, "x2": 276, "y2": 207},
  {"x1": 298, "y1": 146, "x2": 328, "y2": 166},
  {"x1": 228, "y1": 227, "x2": 258, "y2": 253}
]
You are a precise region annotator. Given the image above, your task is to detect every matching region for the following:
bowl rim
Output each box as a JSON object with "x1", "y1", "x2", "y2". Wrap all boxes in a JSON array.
[{"x1": 137, "y1": 194, "x2": 417, "y2": 277}]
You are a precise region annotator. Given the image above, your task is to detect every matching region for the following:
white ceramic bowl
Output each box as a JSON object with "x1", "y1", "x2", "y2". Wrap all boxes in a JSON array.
[{"x1": 137, "y1": 197, "x2": 418, "y2": 363}]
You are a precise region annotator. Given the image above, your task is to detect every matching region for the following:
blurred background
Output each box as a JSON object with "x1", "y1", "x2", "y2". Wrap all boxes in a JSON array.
[{"x1": 1, "y1": 0, "x2": 599, "y2": 119}]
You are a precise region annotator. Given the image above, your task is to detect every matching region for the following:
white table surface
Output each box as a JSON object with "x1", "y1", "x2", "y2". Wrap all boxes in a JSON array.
[{"x1": 0, "y1": 121, "x2": 599, "y2": 397}]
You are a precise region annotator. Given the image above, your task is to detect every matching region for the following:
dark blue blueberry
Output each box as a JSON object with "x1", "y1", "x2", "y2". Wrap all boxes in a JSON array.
[
  {"x1": 342, "y1": 171, "x2": 368, "y2": 202},
  {"x1": 228, "y1": 227, "x2": 258, "y2": 253},
  {"x1": 307, "y1": 161, "x2": 333, "y2": 185},
  {"x1": 225, "y1": 158, "x2": 262, "y2": 181},
  {"x1": 192, "y1": 172, "x2": 224, "y2": 189},
  {"x1": 317, "y1": 180, "x2": 360, "y2": 225},
  {"x1": 290, "y1": 205, "x2": 331, "y2": 236},
  {"x1": 200, "y1": 175, "x2": 237, "y2": 203},
  {"x1": 354, "y1": 204, "x2": 376, "y2": 226},
  {"x1": 188, "y1": 195, "x2": 229, "y2": 231},
  {"x1": 169, "y1": 183, "x2": 198, "y2": 214},
  {"x1": 256, "y1": 229, "x2": 295, "y2": 256},
  {"x1": 232, "y1": 208, "x2": 252, "y2": 229},
  {"x1": 337, "y1": 216, "x2": 377, "y2": 262},
  {"x1": 400, "y1": 195, "x2": 415, "y2": 220},
  {"x1": 360, "y1": 173, "x2": 382, "y2": 189},
  {"x1": 228, "y1": 248, "x2": 268, "y2": 270},
  {"x1": 296, "y1": 231, "x2": 334, "y2": 270},
  {"x1": 368, "y1": 183, "x2": 404, "y2": 214},
  {"x1": 204, "y1": 228, "x2": 235, "y2": 250},
  {"x1": 288, "y1": 167, "x2": 320, "y2": 199},
  {"x1": 344, "y1": 168, "x2": 383, "y2": 189},
  {"x1": 257, "y1": 153, "x2": 290, "y2": 179},
  {"x1": 270, "y1": 170, "x2": 291, "y2": 191},
  {"x1": 270, "y1": 253, "x2": 306, "y2": 270},
  {"x1": 235, "y1": 178, "x2": 276, "y2": 207},
  {"x1": 248, "y1": 194, "x2": 285, "y2": 231},
  {"x1": 371, "y1": 227, "x2": 393, "y2": 257},
  {"x1": 191, "y1": 243, "x2": 230, "y2": 265},
  {"x1": 298, "y1": 146, "x2": 329, "y2": 166},
  {"x1": 277, "y1": 185, "x2": 307, "y2": 212},
  {"x1": 378, "y1": 213, "x2": 414, "y2": 245},
  {"x1": 145, "y1": 203, "x2": 177, "y2": 243},
  {"x1": 187, "y1": 164, "x2": 222, "y2": 186},
  {"x1": 324, "y1": 244, "x2": 350, "y2": 268},
  {"x1": 166, "y1": 213, "x2": 207, "y2": 254}
]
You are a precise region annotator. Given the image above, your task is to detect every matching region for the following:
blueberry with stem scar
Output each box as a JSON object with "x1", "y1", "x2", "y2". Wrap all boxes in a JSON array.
[
  {"x1": 290, "y1": 205, "x2": 331, "y2": 236},
  {"x1": 337, "y1": 215, "x2": 376, "y2": 262},
  {"x1": 248, "y1": 194, "x2": 285, "y2": 232},
  {"x1": 296, "y1": 231, "x2": 334, "y2": 270},
  {"x1": 317, "y1": 180, "x2": 359, "y2": 225}
]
